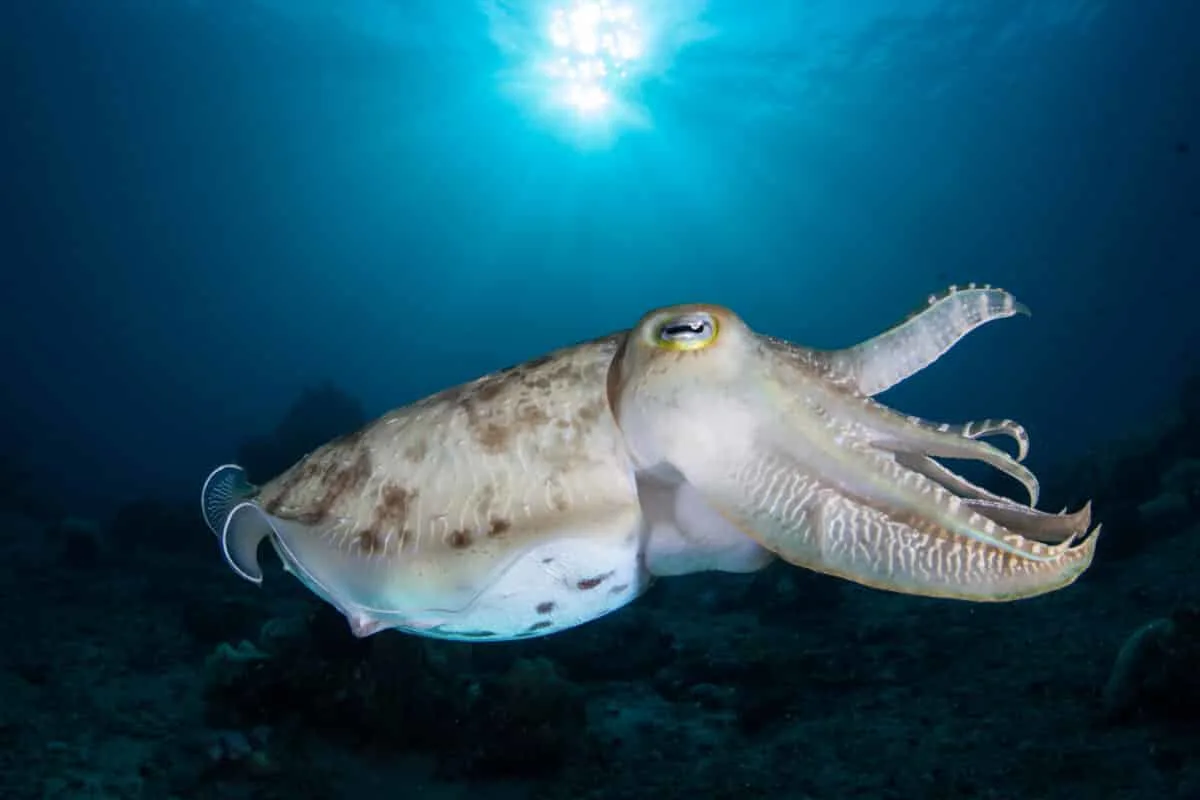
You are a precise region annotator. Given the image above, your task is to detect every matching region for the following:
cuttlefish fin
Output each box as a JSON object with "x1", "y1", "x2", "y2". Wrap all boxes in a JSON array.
[
  {"x1": 821, "y1": 285, "x2": 1029, "y2": 396},
  {"x1": 201, "y1": 462, "x2": 392, "y2": 603},
  {"x1": 214, "y1": 504, "x2": 411, "y2": 636},
  {"x1": 220, "y1": 501, "x2": 275, "y2": 584},
  {"x1": 202, "y1": 463, "x2": 271, "y2": 582},
  {"x1": 251, "y1": 514, "x2": 407, "y2": 635},
  {"x1": 675, "y1": 442, "x2": 1097, "y2": 602},
  {"x1": 200, "y1": 463, "x2": 257, "y2": 537}
]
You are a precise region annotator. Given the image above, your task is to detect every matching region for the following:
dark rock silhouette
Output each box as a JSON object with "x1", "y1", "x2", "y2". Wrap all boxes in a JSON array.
[{"x1": 236, "y1": 381, "x2": 367, "y2": 484}]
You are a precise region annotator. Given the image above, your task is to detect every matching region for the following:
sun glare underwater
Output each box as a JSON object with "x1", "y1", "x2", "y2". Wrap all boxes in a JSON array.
[{"x1": 484, "y1": 0, "x2": 713, "y2": 145}]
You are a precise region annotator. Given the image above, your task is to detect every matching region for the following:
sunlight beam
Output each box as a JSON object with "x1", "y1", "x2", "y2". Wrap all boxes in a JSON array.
[
  {"x1": 543, "y1": 1, "x2": 642, "y2": 118},
  {"x1": 483, "y1": 0, "x2": 714, "y2": 144}
]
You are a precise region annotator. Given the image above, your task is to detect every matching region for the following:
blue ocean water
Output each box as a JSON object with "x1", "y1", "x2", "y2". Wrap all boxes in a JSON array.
[
  {"x1": 1, "y1": 0, "x2": 1194, "y2": 513},
  {"x1": 1, "y1": 1, "x2": 1198, "y2": 797}
]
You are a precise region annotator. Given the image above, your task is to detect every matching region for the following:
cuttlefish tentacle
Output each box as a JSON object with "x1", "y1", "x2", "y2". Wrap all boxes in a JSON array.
[
  {"x1": 815, "y1": 284, "x2": 1030, "y2": 397},
  {"x1": 609, "y1": 301, "x2": 1097, "y2": 602}
]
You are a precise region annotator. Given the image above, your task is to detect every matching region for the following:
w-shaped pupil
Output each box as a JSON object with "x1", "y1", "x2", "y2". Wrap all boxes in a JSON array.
[{"x1": 664, "y1": 321, "x2": 705, "y2": 338}]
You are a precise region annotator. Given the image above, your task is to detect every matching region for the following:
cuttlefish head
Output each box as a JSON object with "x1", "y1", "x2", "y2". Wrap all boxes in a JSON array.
[
  {"x1": 608, "y1": 302, "x2": 1099, "y2": 604},
  {"x1": 607, "y1": 303, "x2": 763, "y2": 474}
]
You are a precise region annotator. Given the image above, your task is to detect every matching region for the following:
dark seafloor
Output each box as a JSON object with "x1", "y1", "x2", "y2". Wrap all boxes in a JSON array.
[{"x1": 1, "y1": 377, "x2": 1198, "y2": 800}]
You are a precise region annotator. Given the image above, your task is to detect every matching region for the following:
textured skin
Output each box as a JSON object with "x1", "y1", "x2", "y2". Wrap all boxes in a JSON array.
[
  {"x1": 607, "y1": 294, "x2": 1097, "y2": 602},
  {"x1": 251, "y1": 335, "x2": 652, "y2": 639},
  {"x1": 258, "y1": 335, "x2": 632, "y2": 563}
]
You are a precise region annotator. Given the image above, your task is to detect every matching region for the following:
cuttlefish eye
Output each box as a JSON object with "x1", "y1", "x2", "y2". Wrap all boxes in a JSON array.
[{"x1": 653, "y1": 311, "x2": 719, "y2": 351}]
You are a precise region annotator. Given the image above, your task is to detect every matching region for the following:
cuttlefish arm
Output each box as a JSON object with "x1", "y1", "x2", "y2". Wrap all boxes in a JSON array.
[
  {"x1": 921, "y1": 417, "x2": 1030, "y2": 462},
  {"x1": 762, "y1": 284, "x2": 1038, "y2": 505},
  {"x1": 609, "y1": 303, "x2": 1098, "y2": 602},
  {"x1": 847, "y1": 400, "x2": 1040, "y2": 506}
]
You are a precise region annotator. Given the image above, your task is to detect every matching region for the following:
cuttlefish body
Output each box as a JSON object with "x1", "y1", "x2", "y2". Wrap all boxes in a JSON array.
[{"x1": 202, "y1": 286, "x2": 1097, "y2": 641}]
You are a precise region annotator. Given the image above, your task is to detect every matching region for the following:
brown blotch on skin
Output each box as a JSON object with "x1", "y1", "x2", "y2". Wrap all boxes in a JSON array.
[
  {"x1": 448, "y1": 529, "x2": 472, "y2": 549},
  {"x1": 536, "y1": 601, "x2": 555, "y2": 614},
  {"x1": 291, "y1": 507, "x2": 330, "y2": 525},
  {"x1": 340, "y1": 449, "x2": 373, "y2": 495},
  {"x1": 355, "y1": 529, "x2": 383, "y2": 556},
  {"x1": 455, "y1": 390, "x2": 507, "y2": 454},
  {"x1": 476, "y1": 422, "x2": 511, "y2": 454},
  {"x1": 527, "y1": 620, "x2": 554, "y2": 632},
  {"x1": 546, "y1": 362, "x2": 577, "y2": 383},
  {"x1": 366, "y1": 484, "x2": 416, "y2": 557},
  {"x1": 268, "y1": 446, "x2": 372, "y2": 525},
  {"x1": 403, "y1": 439, "x2": 428, "y2": 463},
  {"x1": 577, "y1": 571, "x2": 615, "y2": 591},
  {"x1": 474, "y1": 378, "x2": 507, "y2": 404},
  {"x1": 261, "y1": 451, "x2": 319, "y2": 515},
  {"x1": 577, "y1": 398, "x2": 604, "y2": 424},
  {"x1": 261, "y1": 483, "x2": 293, "y2": 515},
  {"x1": 433, "y1": 382, "x2": 469, "y2": 407},
  {"x1": 451, "y1": 351, "x2": 595, "y2": 455},
  {"x1": 516, "y1": 401, "x2": 550, "y2": 427},
  {"x1": 488, "y1": 517, "x2": 512, "y2": 537},
  {"x1": 375, "y1": 484, "x2": 415, "y2": 529}
]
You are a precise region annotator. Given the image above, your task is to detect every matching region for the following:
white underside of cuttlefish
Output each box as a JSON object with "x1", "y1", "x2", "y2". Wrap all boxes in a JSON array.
[{"x1": 201, "y1": 285, "x2": 1098, "y2": 641}]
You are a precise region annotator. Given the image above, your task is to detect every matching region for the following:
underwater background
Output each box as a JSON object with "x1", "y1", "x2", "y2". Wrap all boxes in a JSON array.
[{"x1": 1, "y1": 0, "x2": 1198, "y2": 797}]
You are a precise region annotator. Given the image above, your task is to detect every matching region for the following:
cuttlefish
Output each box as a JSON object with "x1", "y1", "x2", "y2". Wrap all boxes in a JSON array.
[{"x1": 202, "y1": 285, "x2": 1098, "y2": 641}]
